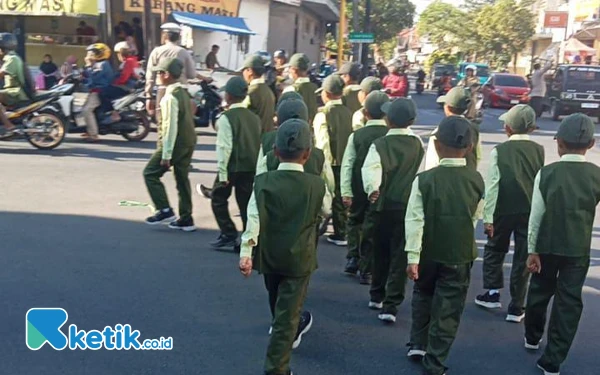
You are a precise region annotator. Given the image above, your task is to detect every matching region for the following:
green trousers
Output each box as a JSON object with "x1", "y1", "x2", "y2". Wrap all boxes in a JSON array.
[
  {"x1": 263, "y1": 273, "x2": 311, "y2": 375},
  {"x1": 143, "y1": 146, "x2": 195, "y2": 221},
  {"x1": 410, "y1": 261, "x2": 472, "y2": 375},
  {"x1": 482, "y1": 214, "x2": 530, "y2": 311},
  {"x1": 331, "y1": 166, "x2": 347, "y2": 239},
  {"x1": 346, "y1": 193, "x2": 368, "y2": 259},
  {"x1": 525, "y1": 254, "x2": 590, "y2": 368},
  {"x1": 210, "y1": 172, "x2": 254, "y2": 238},
  {"x1": 371, "y1": 210, "x2": 408, "y2": 315}
]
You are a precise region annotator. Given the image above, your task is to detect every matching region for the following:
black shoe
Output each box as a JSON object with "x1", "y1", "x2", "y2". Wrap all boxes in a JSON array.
[
  {"x1": 378, "y1": 307, "x2": 397, "y2": 323},
  {"x1": 406, "y1": 343, "x2": 426, "y2": 361},
  {"x1": 359, "y1": 272, "x2": 372, "y2": 285},
  {"x1": 145, "y1": 208, "x2": 176, "y2": 225},
  {"x1": 327, "y1": 234, "x2": 348, "y2": 246},
  {"x1": 292, "y1": 311, "x2": 313, "y2": 349},
  {"x1": 524, "y1": 337, "x2": 541, "y2": 350},
  {"x1": 506, "y1": 306, "x2": 525, "y2": 323},
  {"x1": 344, "y1": 257, "x2": 359, "y2": 275},
  {"x1": 537, "y1": 359, "x2": 560, "y2": 375},
  {"x1": 195, "y1": 183, "x2": 212, "y2": 199},
  {"x1": 210, "y1": 234, "x2": 237, "y2": 249},
  {"x1": 168, "y1": 217, "x2": 196, "y2": 232},
  {"x1": 318, "y1": 216, "x2": 331, "y2": 236},
  {"x1": 475, "y1": 291, "x2": 502, "y2": 309}
]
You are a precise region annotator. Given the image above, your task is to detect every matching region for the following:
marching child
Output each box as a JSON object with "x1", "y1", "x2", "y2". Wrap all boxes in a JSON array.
[
  {"x1": 338, "y1": 62, "x2": 363, "y2": 114},
  {"x1": 240, "y1": 55, "x2": 276, "y2": 133},
  {"x1": 352, "y1": 77, "x2": 384, "y2": 131},
  {"x1": 283, "y1": 53, "x2": 319, "y2": 123}
]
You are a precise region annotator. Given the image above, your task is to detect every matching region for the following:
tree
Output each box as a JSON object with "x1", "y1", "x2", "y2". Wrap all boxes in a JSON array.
[
  {"x1": 348, "y1": 0, "x2": 415, "y2": 43},
  {"x1": 462, "y1": 0, "x2": 496, "y2": 11},
  {"x1": 417, "y1": 1, "x2": 472, "y2": 52}
]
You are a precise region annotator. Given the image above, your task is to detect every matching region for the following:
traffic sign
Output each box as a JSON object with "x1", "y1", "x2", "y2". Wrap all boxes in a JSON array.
[{"x1": 349, "y1": 32, "x2": 374, "y2": 44}]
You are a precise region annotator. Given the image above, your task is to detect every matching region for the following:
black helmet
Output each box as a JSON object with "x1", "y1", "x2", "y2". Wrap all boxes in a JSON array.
[{"x1": 0, "y1": 33, "x2": 17, "y2": 51}]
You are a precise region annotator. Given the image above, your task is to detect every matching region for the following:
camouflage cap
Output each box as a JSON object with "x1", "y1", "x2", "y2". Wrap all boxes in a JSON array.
[
  {"x1": 499, "y1": 104, "x2": 536, "y2": 132},
  {"x1": 225, "y1": 76, "x2": 248, "y2": 98},
  {"x1": 437, "y1": 87, "x2": 471, "y2": 110},
  {"x1": 360, "y1": 76, "x2": 383, "y2": 94},
  {"x1": 152, "y1": 57, "x2": 183, "y2": 77},
  {"x1": 277, "y1": 99, "x2": 309, "y2": 123},
  {"x1": 555, "y1": 113, "x2": 596, "y2": 144},
  {"x1": 276, "y1": 119, "x2": 312, "y2": 153},
  {"x1": 317, "y1": 74, "x2": 345, "y2": 96},
  {"x1": 381, "y1": 97, "x2": 417, "y2": 126},
  {"x1": 289, "y1": 53, "x2": 310, "y2": 71},
  {"x1": 436, "y1": 115, "x2": 473, "y2": 149},
  {"x1": 364, "y1": 91, "x2": 390, "y2": 118}
]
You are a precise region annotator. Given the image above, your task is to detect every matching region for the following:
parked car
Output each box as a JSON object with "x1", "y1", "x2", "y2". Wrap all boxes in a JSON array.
[
  {"x1": 545, "y1": 64, "x2": 600, "y2": 121},
  {"x1": 482, "y1": 73, "x2": 530, "y2": 108},
  {"x1": 429, "y1": 63, "x2": 456, "y2": 89},
  {"x1": 455, "y1": 63, "x2": 490, "y2": 86}
]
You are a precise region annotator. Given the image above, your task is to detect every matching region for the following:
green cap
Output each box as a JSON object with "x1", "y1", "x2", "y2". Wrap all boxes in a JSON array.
[
  {"x1": 276, "y1": 119, "x2": 312, "y2": 153},
  {"x1": 337, "y1": 62, "x2": 361, "y2": 78},
  {"x1": 360, "y1": 77, "x2": 383, "y2": 94},
  {"x1": 152, "y1": 57, "x2": 183, "y2": 77},
  {"x1": 277, "y1": 99, "x2": 309, "y2": 123},
  {"x1": 225, "y1": 76, "x2": 248, "y2": 98},
  {"x1": 555, "y1": 113, "x2": 596, "y2": 144},
  {"x1": 289, "y1": 53, "x2": 310, "y2": 71},
  {"x1": 437, "y1": 87, "x2": 471, "y2": 110},
  {"x1": 239, "y1": 55, "x2": 265, "y2": 72},
  {"x1": 436, "y1": 115, "x2": 473, "y2": 149},
  {"x1": 278, "y1": 91, "x2": 303, "y2": 104},
  {"x1": 317, "y1": 74, "x2": 345, "y2": 96},
  {"x1": 381, "y1": 98, "x2": 417, "y2": 126},
  {"x1": 499, "y1": 104, "x2": 536, "y2": 132},
  {"x1": 364, "y1": 91, "x2": 390, "y2": 118}
]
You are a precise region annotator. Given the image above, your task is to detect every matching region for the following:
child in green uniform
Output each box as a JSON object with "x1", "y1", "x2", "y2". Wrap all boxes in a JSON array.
[
  {"x1": 210, "y1": 76, "x2": 262, "y2": 249},
  {"x1": 239, "y1": 119, "x2": 331, "y2": 375},
  {"x1": 352, "y1": 77, "x2": 383, "y2": 131},
  {"x1": 475, "y1": 105, "x2": 544, "y2": 323},
  {"x1": 362, "y1": 98, "x2": 424, "y2": 322},
  {"x1": 405, "y1": 116, "x2": 484, "y2": 375},
  {"x1": 341, "y1": 91, "x2": 390, "y2": 284},
  {"x1": 144, "y1": 58, "x2": 197, "y2": 231},
  {"x1": 524, "y1": 113, "x2": 600, "y2": 375},
  {"x1": 338, "y1": 62, "x2": 362, "y2": 114},
  {"x1": 241, "y1": 55, "x2": 276, "y2": 133},
  {"x1": 313, "y1": 74, "x2": 353, "y2": 247},
  {"x1": 283, "y1": 53, "x2": 319, "y2": 123}
]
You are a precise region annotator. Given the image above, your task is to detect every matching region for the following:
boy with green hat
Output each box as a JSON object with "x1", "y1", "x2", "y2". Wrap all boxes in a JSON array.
[
  {"x1": 524, "y1": 113, "x2": 600, "y2": 375},
  {"x1": 144, "y1": 58, "x2": 197, "y2": 231},
  {"x1": 209, "y1": 76, "x2": 262, "y2": 249},
  {"x1": 352, "y1": 77, "x2": 384, "y2": 131},
  {"x1": 475, "y1": 104, "x2": 544, "y2": 323},
  {"x1": 341, "y1": 91, "x2": 390, "y2": 284},
  {"x1": 338, "y1": 62, "x2": 362, "y2": 114},
  {"x1": 362, "y1": 97, "x2": 424, "y2": 323},
  {"x1": 314, "y1": 74, "x2": 353, "y2": 247},
  {"x1": 239, "y1": 118, "x2": 330, "y2": 375},
  {"x1": 405, "y1": 115, "x2": 484, "y2": 375},
  {"x1": 283, "y1": 53, "x2": 319, "y2": 123},
  {"x1": 427, "y1": 87, "x2": 482, "y2": 170},
  {"x1": 241, "y1": 55, "x2": 276, "y2": 133}
]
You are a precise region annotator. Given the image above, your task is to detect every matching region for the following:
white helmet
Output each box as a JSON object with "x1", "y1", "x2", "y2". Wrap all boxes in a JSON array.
[
  {"x1": 466, "y1": 64, "x2": 477, "y2": 73},
  {"x1": 161, "y1": 22, "x2": 181, "y2": 33},
  {"x1": 114, "y1": 41, "x2": 130, "y2": 53}
]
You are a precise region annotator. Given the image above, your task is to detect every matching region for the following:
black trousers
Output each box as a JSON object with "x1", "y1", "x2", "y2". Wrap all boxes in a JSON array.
[
  {"x1": 530, "y1": 97, "x2": 544, "y2": 118},
  {"x1": 210, "y1": 172, "x2": 254, "y2": 238}
]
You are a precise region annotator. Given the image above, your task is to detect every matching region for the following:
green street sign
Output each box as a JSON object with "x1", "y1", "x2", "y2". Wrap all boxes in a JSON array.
[{"x1": 348, "y1": 32, "x2": 374, "y2": 43}]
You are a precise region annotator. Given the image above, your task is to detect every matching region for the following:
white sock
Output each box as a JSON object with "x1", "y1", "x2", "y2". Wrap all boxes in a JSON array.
[{"x1": 489, "y1": 289, "x2": 500, "y2": 295}]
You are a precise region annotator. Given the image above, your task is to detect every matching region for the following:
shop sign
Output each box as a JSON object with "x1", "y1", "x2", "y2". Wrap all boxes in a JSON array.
[
  {"x1": 0, "y1": 0, "x2": 98, "y2": 16},
  {"x1": 124, "y1": 0, "x2": 240, "y2": 17}
]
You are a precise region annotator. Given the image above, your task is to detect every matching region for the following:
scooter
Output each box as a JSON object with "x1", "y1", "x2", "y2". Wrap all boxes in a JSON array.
[{"x1": 187, "y1": 80, "x2": 224, "y2": 129}]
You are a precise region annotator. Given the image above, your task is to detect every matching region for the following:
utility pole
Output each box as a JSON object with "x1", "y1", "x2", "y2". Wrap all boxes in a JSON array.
[
  {"x1": 161, "y1": 0, "x2": 168, "y2": 24},
  {"x1": 352, "y1": 0, "x2": 359, "y2": 62},
  {"x1": 338, "y1": 0, "x2": 347, "y2": 67},
  {"x1": 361, "y1": 0, "x2": 371, "y2": 69},
  {"x1": 143, "y1": 0, "x2": 154, "y2": 53}
]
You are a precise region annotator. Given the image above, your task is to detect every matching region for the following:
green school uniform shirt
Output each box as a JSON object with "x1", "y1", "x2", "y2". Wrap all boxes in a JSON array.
[
  {"x1": 313, "y1": 99, "x2": 353, "y2": 166},
  {"x1": 243, "y1": 78, "x2": 276, "y2": 133},
  {"x1": 160, "y1": 83, "x2": 197, "y2": 160}
]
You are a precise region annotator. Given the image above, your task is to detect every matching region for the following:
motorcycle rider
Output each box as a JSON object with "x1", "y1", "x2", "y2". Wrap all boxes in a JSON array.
[
  {"x1": 0, "y1": 32, "x2": 26, "y2": 136},
  {"x1": 438, "y1": 71, "x2": 452, "y2": 96},
  {"x1": 458, "y1": 64, "x2": 481, "y2": 121},
  {"x1": 416, "y1": 67, "x2": 426, "y2": 92},
  {"x1": 382, "y1": 61, "x2": 408, "y2": 98}
]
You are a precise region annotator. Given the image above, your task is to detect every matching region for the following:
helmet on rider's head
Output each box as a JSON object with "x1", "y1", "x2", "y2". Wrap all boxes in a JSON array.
[
  {"x1": 274, "y1": 50, "x2": 286, "y2": 59},
  {"x1": 114, "y1": 41, "x2": 130, "y2": 53},
  {"x1": 0, "y1": 33, "x2": 17, "y2": 52},
  {"x1": 87, "y1": 43, "x2": 111, "y2": 61},
  {"x1": 466, "y1": 64, "x2": 477, "y2": 73},
  {"x1": 254, "y1": 50, "x2": 272, "y2": 67}
]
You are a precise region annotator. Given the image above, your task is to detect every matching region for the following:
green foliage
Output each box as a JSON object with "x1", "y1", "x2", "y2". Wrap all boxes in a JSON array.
[
  {"x1": 347, "y1": 0, "x2": 415, "y2": 43},
  {"x1": 462, "y1": 0, "x2": 496, "y2": 11},
  {"x1": 424, "y1": 50, "x2": 460, "y2": 72},
  {"x1": 417, "y1": 1, "x2": 472, "y2": 52}
]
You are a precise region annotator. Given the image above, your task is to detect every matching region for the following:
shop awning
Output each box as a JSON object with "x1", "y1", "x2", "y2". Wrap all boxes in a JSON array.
[
  {"x1": 563, "y1": 38, "x2": 596, "y2": 53},
  {"x1": 0, "y1": 0, "x2": 98, "y2": 16},
  {"x1": 172, "y1": 12, "x2": 255, "y2": 35}
]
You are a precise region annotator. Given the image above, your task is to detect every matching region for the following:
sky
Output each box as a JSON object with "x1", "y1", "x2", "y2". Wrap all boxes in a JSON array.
[{"x1": 412, "y1": 0, "x2": 465, "y2": 15}]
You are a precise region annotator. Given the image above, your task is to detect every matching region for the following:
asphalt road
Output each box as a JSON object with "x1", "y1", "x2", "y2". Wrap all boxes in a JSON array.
[{"x1": 1, "y1": 90, "x2": 600, "y2": 375}]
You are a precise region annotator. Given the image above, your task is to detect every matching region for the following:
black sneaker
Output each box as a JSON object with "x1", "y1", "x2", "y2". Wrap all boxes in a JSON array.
[
  {"x1": 524, "y1": 337, "x2": 541, "y2": 350},
  {"x1": 145, "y1": 208, "x2": 176, "y2": 225},
  {"x1": 168, "y1": 218, "x2": 196, "y2": 232},
  {"x1": 506, "y1": 306, "x2": 525, "y2": 323},
  {"x1": 359, "y1": 272, "x2": 372, "y2": 285},
  {"x1": 195, "y1": 183, "x2": 212, "y2": 199},
  {"x1": 210, "y1": 234, "x2": 237, "y2": 249},
  {"x1": 344, "y1": 257, "x2": 359, "y2": 275},
  {"x1": 537, "y1": 359, "x2": 560, "y2": 375},
  {"x1": 292, "y1": 311, "x2": 313, "y2": 349},
  {"x1": 327, "y1": 234, "x2": 348, "y2": 246},
  {"x1": 378, "y1": 307, "x2": 397, "y2": 323},
  {"x1": 406, "y1": 343, "x2": 426, "y2": 361},
  {"x1": 475, "y1": 291, "x2": 502, "y2": 309}
]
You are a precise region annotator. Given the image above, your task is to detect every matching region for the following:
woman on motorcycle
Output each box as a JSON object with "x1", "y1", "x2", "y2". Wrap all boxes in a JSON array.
[{"x1": 458, "y1": 64, "x2": 481, "y2": 121}]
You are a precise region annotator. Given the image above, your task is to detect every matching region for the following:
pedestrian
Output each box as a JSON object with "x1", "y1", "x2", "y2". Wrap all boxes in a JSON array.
[
  {"x1": 210, "y1": 76, "x2": 262, "y2": 249},
  {"x1": 205, "y1": 44, "x2": 221, "y2": 70},
  {"x1": 529, "y1": 60, "x2": 553, "y2": 118},
  {"x1": 238, "y1": 118, "x2": 331, "y2": 375},
  {"x1": 405, "y1": 115, "x2": 484, "y2": 375},
  {"x1": 241, "y1": 55, "x2": 276, "y2": 133},
  {"x1": 283, "y1": 53, "x2": 319, "y2": 123},
  {"x1": 524, "y1": 113, "x2": 600, "y2": 375},
  {"x1": 338, "y1": 62, "x2": 362, "y2": 114},
  {"x1": 362, "y1": 97, "x2": 424, "y2": 323},
  {"x1": 143, "y1": 58, "x2": 197, "y2": 231},
  {"x1": 341, "y1": 91, "x2": 390, "y2": 284},
  {"x1": 313, "y1": 74, "x2": 353, "y2": 247},
  {"x1": 352, "y1": 76, "x2": 384, "y2": 131},
  {"x1": 474, "y1": 105, "x2": 544, "y2": 323},
  {"x1": 428, "y1": 87, "x2": 482, "y2": 170}
]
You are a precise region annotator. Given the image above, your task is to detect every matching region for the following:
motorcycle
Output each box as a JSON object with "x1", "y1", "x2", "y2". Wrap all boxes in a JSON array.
[
  {"x1": 466, "y1": 83, "x2": 484, "y2": 125},
  {"x1": 187, "y1": 80, "x2": 224, "y2": 129},
  {"x1": 416, "y1": 80, "x2": 425, "y2": 95}
]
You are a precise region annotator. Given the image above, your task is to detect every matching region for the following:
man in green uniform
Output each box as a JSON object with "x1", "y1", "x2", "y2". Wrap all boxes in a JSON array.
[
  {"x1": 0, "y1": 33, "x2": 26, "y2": 135},
  {"x1": 352, "y1": 77, "x2": 383, "y2": 131},
  {"x1": 475, "y1": 105, "x2": 544, "y2": 323},
  {"x1": 313, "y1": 75, "x2": 353, "y2": 247},
  {"x1": 283, "y1": 53, "x2": 319, "y2": 123},
  {"x1": 338, "y1": 62, "x2": 362, "y2": 114},
  {"x1": 362, "y1": 98, "x2": 424, "y2": 323},
  {"x1": 144, "y1": 58, "x2": 197, "y2": 231},
  {"x1": 525, "y1": 113, "x2": 600, "y2": 375},
  {"x1": 341, "y1": 91, "x2": 389, "y2": 284},
  {"x1": 239, "y1": 118, "x2": 331, "y2": 375},
  {"x1": 210, "y1": 76, "x2": 262, "y2": 249},
  {"x1": 405, "y1": 116, "x2": 484, "y2": 375},
  {"x1": 241, "y1": 55, "x2": 276, "y2": 133}
]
